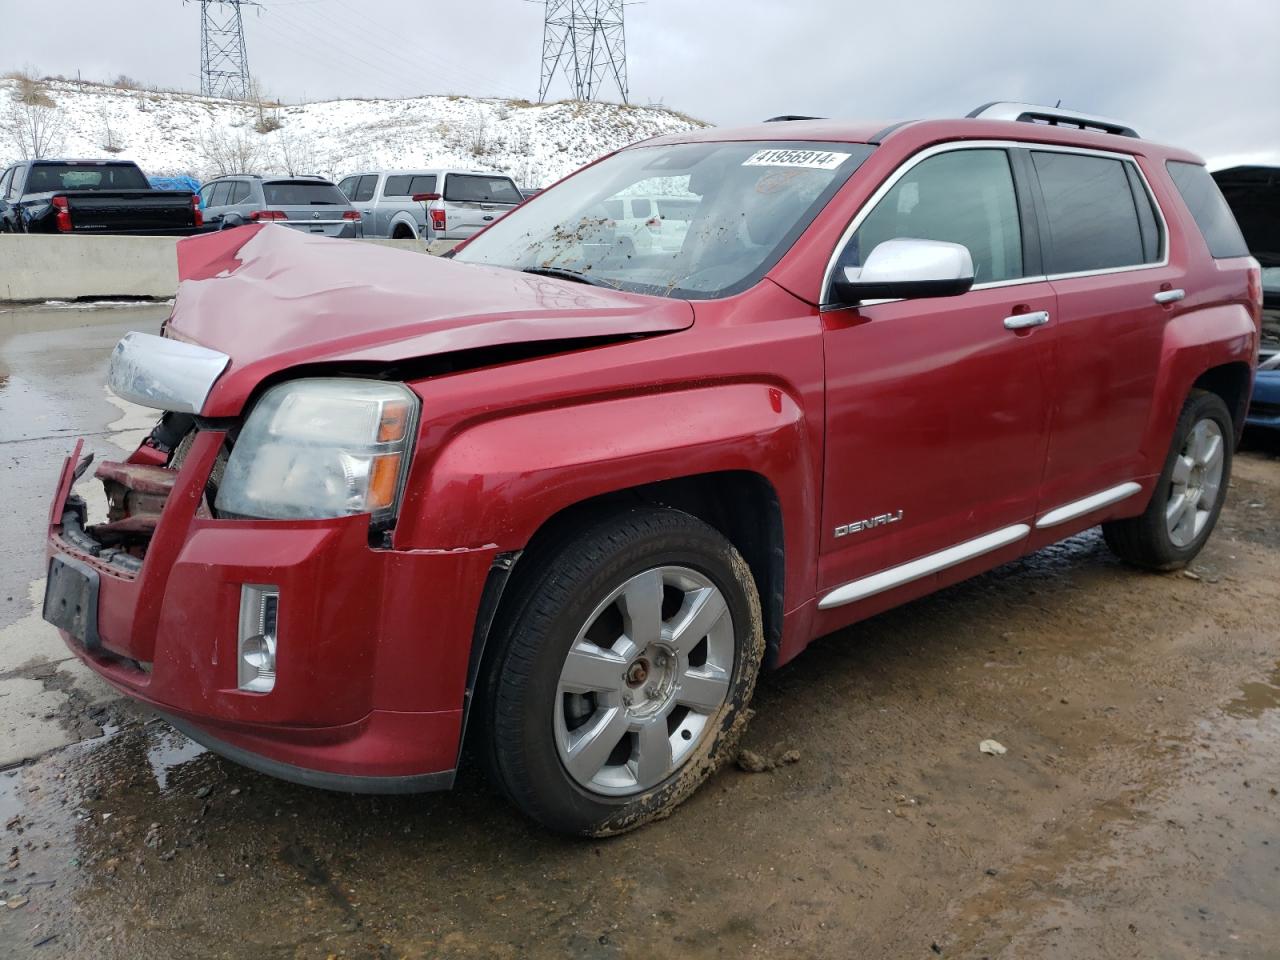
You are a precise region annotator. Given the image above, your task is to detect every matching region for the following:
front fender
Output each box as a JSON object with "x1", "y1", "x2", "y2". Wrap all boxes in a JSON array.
[{"x1": 396, "y1": 381, "x2": 815, "y2": 599}]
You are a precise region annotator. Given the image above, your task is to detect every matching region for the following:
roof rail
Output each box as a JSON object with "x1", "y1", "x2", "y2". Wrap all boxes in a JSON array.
[
  {"x1": 966, "y1": 101, "x2": 1139, "y2": 138},
  {"x1": 763, "y1": 115, "x2": 825, "y2": 122}
]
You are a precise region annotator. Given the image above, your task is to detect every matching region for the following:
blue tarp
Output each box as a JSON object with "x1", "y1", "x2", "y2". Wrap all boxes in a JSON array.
[{"x1": 148, "y1": 175, "x2": 201, "y2": 195}]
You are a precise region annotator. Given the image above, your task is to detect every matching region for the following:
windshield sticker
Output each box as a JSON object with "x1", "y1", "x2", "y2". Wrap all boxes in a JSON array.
[{"x1": 742, "y1": 149, "x2": 851, "y2": 170}]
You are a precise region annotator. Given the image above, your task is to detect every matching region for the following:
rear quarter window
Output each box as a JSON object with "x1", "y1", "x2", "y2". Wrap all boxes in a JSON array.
[
  {"x1": 1032, "y1": 152, "x2": 1150, "y2": 274},
  {"x1": 444, "y1": 174, "x2": 522, "y2": 204},
  {"x1": 1167, "y1": 161, "x2": 1250, "y2": 259}
]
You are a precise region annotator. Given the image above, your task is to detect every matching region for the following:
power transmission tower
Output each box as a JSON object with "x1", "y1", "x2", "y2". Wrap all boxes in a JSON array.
[
  {"x1": 190, "y1": 1, "x2": 256, "y2": 100},
  {"x1": 538, "y1": 1, "x2": 629, "y2": 104}
]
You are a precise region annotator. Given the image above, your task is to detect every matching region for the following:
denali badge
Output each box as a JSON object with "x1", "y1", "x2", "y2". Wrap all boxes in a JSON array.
[{"x1": 834, "y1": 509, "x2": 903, "y2": 538}]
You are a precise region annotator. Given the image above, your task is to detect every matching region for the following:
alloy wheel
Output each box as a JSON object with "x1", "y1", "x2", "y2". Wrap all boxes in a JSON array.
[
  {"x1": 1166, "y1": 417, "x2": 1225, "y2": 548},
  {"x1": 553, "y1": 565, "x2": 735, "y2": 797}
]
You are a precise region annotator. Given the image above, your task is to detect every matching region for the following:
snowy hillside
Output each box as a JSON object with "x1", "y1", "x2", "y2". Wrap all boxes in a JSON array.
[{"x1": 0, "y1": 76, "x2": 706, "y2": 188}]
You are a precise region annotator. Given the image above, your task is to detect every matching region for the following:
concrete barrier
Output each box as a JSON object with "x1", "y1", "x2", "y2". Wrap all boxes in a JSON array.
[
  {"x1": 1, "y1": 234, "x2": 179, "y2": 302},
  {"x1": 0, "y1": 234, "x2": 457, "y2": 303}
]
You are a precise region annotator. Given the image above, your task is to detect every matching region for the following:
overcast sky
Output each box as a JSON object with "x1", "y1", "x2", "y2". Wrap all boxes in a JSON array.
[{"x1": 8, "y1": 0, "x2": 1278, "y2": 166}]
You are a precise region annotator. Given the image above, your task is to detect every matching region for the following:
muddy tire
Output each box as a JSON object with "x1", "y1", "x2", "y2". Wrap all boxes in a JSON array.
[
  {"x1": 1103, "y1": 390, "x2": 1233, "y2": 570},
  {"x1": 479, "y1": 507, "x2": 764, "y2": 837}
]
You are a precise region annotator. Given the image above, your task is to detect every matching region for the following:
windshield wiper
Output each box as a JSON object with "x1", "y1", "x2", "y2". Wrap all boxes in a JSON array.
[{"x1": 520, "y1": 266, "x2": 616, "y2": 289}]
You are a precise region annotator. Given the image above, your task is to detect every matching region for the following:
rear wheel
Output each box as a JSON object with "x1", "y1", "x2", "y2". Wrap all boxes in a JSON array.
[
  {"x1": 1103, "y1": 390, "x2": 1232, "y2": 570},
  {"x1": 391, "y1": 224, "x2": 415, "y2": 239},
  {"x1": 480, "y1": 507, "x2": 764, "y2": 836}
]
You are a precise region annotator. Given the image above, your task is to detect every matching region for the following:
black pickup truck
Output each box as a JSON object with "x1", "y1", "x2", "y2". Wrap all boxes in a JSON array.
[{"x1": 0, "y1": 159, "x2": 203, "y2": 235}]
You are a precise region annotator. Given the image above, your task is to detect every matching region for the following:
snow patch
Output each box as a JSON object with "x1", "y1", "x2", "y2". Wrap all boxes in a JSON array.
[{"x1": 2, "y1": 78, "x2": 706, "y2": 189}]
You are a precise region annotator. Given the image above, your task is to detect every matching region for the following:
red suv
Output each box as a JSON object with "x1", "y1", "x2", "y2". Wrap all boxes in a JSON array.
[{"x1": 44, "y1": 102, "x2": 1261, "y2": 835}]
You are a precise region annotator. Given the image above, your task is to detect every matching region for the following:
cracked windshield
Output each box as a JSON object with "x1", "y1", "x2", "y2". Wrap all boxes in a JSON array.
[{"x1": 454, "y1": 141, "x2": 874, "y2": 297}]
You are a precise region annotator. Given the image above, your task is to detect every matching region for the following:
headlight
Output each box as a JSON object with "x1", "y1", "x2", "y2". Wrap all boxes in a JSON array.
[{"x1": 215, "y1": 378, "x2": 419, "y2": 524}]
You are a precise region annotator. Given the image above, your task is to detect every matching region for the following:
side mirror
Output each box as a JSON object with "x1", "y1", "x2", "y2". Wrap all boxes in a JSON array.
[
  {"x1": 830, "y1": 238, "x2": 975, "y2": 304},
  {"x1": 412, "y1": 192, "x2": 441, "y2": 202}
]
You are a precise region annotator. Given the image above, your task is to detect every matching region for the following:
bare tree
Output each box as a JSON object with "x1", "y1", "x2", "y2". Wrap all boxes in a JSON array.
[
  {"x1": 197, "y1": 127, "x2": 266, "y2": 178},
  {"x1": 98, "y1": 106, "x2": 125, "y2": 154},
  {"x1": 467, "y1": 114, "x2": 490, "y2": 157},
  {"x1": 247, "y1": 76, "x2": 283, "y2": 134},
  {"x1": 3, "y1": 97, "x2": 65, "y2": 161},
  {"x1": 273, "y1": 128, "x2": 320, "y2": 176}
]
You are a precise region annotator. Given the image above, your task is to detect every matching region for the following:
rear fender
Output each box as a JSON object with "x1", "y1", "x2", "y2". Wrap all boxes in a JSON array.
[
  {"x1": 1142, "y1": 302, "x2": 1256, "y2": 463},
  {"x1": 387, "y1": 212, "x2": 420, "y2": 238},
  {"x1": 396, "y1": 382, "x2": 816, "y2": 610}
]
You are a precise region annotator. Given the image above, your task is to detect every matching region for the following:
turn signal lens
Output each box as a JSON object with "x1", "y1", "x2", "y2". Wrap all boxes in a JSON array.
[{"x1": 368, "y1": 453, "x2": 403, "y2": 511}]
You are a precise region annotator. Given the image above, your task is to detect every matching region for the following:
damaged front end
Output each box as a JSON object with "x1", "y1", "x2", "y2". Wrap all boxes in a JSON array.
[{"x1": 58, "y1": 411, "x2": 220, "y2": 576}]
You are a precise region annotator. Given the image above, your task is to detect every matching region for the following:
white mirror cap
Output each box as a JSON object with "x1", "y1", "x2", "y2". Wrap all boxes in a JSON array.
[
  {"x1": 847, "y1": 238, "x2": 975, "y2": 286},
  {"x1": 107, "y1": 331, "x2": 230, "y2": 414}
]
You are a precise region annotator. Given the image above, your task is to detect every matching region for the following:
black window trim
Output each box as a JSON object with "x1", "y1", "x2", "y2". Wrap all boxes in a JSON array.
[{"x1": 821, "y1": 140, "x2": 1170, "y2": 308}]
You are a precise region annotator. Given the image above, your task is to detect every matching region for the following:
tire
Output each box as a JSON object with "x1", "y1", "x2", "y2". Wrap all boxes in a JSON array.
[
  {"x1": 1103, "y1": 389, "x2": 1233, "y2": 570},
  {"x1": 479, "y1": 506, "x2": 764, "y2": 836},
  {"x1": 391, "y1": 224, "x2": 415, "y2": 239}
]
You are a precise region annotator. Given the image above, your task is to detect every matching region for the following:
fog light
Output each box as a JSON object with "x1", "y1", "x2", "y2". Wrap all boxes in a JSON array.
[{"x1": 238, "y1": 585, "x2": 279, "y2": 693}]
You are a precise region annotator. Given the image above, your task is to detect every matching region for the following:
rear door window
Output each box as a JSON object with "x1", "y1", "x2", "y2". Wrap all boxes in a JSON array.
[
  {"x1": 229, "y1": 181, "x2": 251, "y2": 204},
  {"x1": 383, "y1": 175, "x2": 412, "y2": 197},
  {"x1": 443, "y1": 174, "x2": 522, "y2": 204},
  {"x1": 352, "y1": 175, "x2": 377, "y2": 203},
  {"x1": 1167, "y1": 161, "x2": 1250, "y2": 259},
  {"x1": 206, "y1": 182, "x2": 232, "y2": 208},
  {"x1": 843, "y1": 148, "x2": 1024, "y2": 284},
  {"x1": 1031, "y1": 152, "x2": 1151, "y2": 274}
]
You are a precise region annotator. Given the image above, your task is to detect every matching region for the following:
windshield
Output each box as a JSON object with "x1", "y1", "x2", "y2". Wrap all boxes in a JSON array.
[
  {"x1": 27, "y1": 163, "x2": 149, "y2": 192},
  {"x1": 454, "y1": 140, "x2": 874, "y2": 299},
  {"x1": 263, "y1": 181, "x2": 349, "y2": 205}
]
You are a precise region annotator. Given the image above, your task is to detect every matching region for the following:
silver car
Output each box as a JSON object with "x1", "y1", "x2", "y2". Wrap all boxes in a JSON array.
[
  {"x1": 199, "y1": 175, "x2": 363, "y2": 238},
  {"x1": 338, "y1": 171, "x2": 437, "y2": 240},
  {"x1": 341, "y1": 168, "x2": 523, "y2": 241}
]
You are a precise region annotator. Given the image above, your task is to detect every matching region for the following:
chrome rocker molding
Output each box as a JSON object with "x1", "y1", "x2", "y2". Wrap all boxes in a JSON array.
[
  {"x1": 1035, "y1": 482, "x2": 1143, "y2": 529},
  {"x1": 818, "y1": 524, "x2": 1031, "y2": 610},
  {"x1": 107, "y1": 331, "x2": 230, "y2": 415}
]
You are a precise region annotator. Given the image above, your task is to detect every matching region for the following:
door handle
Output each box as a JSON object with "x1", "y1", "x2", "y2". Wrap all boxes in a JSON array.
[
  {"x1": 1154, "y1": 288, "x2": 1185, "y2": 304},
  {"x1": 1003, "y1": 310, "x2": 1050, "y2": 330}
]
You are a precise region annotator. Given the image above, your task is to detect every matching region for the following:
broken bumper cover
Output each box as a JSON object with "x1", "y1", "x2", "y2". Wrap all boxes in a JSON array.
[{"x1": 43, "y1": 433, "x2": 499, "y2": 792}]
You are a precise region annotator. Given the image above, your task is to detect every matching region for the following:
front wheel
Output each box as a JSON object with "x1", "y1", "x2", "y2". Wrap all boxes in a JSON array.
[
  {"x1": 479, "y1": 507, "x2": 764, "y2": 836},
  {"x1": 1103, "y1": 389, "x2": 1233, "y2": 570}
]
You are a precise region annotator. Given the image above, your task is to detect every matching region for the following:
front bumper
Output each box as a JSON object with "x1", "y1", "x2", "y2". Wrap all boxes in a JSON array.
[
  {"x1": 1246, "y1": 370, "x2": 1280, "y2": 430},
  {"x1": 44, "y1": 432, "x2": 498, "y2": 791}
]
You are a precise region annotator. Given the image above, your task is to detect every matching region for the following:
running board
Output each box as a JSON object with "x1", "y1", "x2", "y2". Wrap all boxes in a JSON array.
[
  {"x1": 1035, "y1": 482, "x2": 1142, "y2": 529},
  {"x1": 817, "y1": 524, "x2": 1031, "y2": 610}
]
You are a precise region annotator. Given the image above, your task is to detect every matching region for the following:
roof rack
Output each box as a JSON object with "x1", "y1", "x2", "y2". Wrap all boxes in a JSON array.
[
  {"x1": 966, "y1": 101, "x2": 1139, "y2": 138},
  {"x1": 763, "y1": 115, "x2": 825, "y2": 122}
]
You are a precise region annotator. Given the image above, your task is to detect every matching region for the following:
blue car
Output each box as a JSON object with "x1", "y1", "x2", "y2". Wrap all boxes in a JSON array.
[
  {"x1": 1213, "y1": 167, "x2": 1280, "y2": 431},
  {"x1": 1251, "y1": 339, "x2": 1280, "y2": 430}
]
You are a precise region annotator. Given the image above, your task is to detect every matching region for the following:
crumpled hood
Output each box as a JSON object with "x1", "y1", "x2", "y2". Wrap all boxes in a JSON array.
[{"x1": 168, "y1": 224, "x2": 693, "y2": 416}]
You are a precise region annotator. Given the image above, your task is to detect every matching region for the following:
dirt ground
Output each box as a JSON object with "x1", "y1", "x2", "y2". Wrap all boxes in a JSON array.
[{"x1": 1, "y1": 305, "x2": 1278, "y2": 959}]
